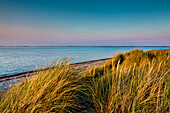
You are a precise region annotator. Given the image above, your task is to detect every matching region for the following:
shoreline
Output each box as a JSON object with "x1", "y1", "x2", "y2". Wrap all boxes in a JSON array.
[
  {"x1": 1, "y1": 48, "x2": 170, "y2": 81},
  {"x1": 0, "y1": 57, "x2": 111, "y2": 90}
]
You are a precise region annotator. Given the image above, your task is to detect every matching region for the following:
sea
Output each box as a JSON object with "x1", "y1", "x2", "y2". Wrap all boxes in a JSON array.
[{"x1": 0, "y1": 46, "x2": 169, "y2": 77}]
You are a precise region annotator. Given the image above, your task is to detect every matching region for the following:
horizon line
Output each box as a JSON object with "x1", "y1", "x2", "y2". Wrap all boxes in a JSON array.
[{"x1": 0, "y1": 45, "x2": 170, "y2": 47}]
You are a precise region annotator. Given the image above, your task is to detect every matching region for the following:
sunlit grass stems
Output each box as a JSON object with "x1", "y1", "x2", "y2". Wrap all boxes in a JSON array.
[
  {"x1": 0, "y1": 59, "x2": 84, "y2": 113},
  {"x1": 84, "y1": 49, "x2": 170, "y2": 112},
  {"x1": 0, "y1": 49, "x2": 169, "y2": 112}
]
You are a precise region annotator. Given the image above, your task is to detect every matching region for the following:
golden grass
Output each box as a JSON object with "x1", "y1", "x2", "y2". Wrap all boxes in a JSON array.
[
  {"x1": 0, "y1": 49, "x2": 169, "y2": 112},
  {"x1": 0, "y1": 60, "x2": 83, "y2": 112}
]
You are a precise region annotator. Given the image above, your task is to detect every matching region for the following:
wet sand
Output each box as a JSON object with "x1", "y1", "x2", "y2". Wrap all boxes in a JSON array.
[{"x1": 0, "y1": 57, "x2": 111, "y2": 90}]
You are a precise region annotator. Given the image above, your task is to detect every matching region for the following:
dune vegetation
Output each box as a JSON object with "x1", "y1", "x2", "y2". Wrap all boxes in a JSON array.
[{"x1": 0, "y1": 49, "x2": 169, "y2": 113}]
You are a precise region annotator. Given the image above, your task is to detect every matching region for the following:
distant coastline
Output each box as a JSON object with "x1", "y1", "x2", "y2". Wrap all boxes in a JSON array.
[{"x1": 0, "y1": 45, "x2": 170, "y2": 47}]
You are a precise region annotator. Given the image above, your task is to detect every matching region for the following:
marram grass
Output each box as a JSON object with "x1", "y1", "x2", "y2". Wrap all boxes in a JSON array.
[
  {"x1": 0, "y1": 60, "x2": 83, "y2": 113},
  {"x1": 0, "y1": 49, "x2": 169, "y2": 113},
  {"x1": 84, "y1": 49, "x2": 170, "y2": 113}
]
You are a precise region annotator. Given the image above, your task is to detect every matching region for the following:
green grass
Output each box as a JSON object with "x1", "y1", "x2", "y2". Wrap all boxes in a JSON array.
[{"x1": 0, "y1": 49, "x2": 169, "y2": 113}]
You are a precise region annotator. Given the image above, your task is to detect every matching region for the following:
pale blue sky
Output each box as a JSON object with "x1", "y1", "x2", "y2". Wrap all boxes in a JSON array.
[{"x1": 0, "y1": 0, "x2": 170, "y2": 46}]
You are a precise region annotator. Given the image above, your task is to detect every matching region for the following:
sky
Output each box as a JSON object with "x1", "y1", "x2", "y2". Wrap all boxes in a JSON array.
[{"x1": 0, "y1": 0, "x2": 170, "y2": 46}]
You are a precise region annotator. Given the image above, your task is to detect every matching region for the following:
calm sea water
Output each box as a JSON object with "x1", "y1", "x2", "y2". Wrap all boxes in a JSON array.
[{"x1": 0, "y1": 46, "x2": 169, "y2": 77}]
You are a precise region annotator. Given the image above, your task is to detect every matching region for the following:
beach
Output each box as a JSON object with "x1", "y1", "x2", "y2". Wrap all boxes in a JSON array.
[
  {"x1": 1, "y1": 0, "x2": 169, "y2": 112},
  {"x1": 0, "y1": 57, "x2": 111, "y2": 90}
]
